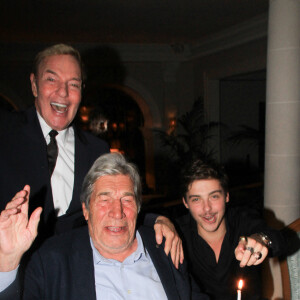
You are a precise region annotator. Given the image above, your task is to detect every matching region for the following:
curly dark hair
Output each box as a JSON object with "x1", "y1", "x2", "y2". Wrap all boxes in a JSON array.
[{"x1": 181, "y1": 158, "x2": 229, "y2": 199}]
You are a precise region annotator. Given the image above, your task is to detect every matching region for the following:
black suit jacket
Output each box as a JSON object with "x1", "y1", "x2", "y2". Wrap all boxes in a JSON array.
[
  {"x1": 0, "y1": 107, "x2": 109, "y2": 237},
  {"x1": 21, "y1": 226, "x2": 208, "y2": 300}
]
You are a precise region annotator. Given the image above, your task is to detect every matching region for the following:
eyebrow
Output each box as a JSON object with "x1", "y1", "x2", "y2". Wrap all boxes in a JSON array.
[
  {"x1": 44, "y1": 69, "x2": 82, "y2": 82},
  {"x1": 122, "y1": 192, "x2": 135, "y2": 197},
  {"x1": 97, "y1": 192, "x2": 110, "y2": 196},
  {"x1": 96, "y1": 191, "x2": 135, "y2": 197},
  {"x1": 188, "y1": 189, "x2": 223, "y2": 199}
]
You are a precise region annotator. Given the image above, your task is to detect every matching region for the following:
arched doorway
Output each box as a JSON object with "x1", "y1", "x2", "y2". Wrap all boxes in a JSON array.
[
  {"x1": 0, "y1": 93, "x2": 19, "y2": 111},
  {"x1": 78, "y1": 86, "x2": 155, "y2": 193}
]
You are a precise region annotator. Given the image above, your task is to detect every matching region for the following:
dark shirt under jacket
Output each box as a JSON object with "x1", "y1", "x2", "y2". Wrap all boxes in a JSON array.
[{"x1": 176, "y1": 207, "x2": 287, "y2": 300}]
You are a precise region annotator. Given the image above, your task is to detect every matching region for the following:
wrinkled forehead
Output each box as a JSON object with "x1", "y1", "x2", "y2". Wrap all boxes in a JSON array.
[{"x1": 93, "y1": 174, "x2": 135, "y2": 195}]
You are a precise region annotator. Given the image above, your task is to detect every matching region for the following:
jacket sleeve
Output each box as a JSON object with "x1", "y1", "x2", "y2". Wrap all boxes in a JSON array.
[
  {"x1": 22, "y1": 251, "x2": 44, "y2": 300},
  {"x1": 141, "y1": 213, "x2": 159, "y2": 227}
]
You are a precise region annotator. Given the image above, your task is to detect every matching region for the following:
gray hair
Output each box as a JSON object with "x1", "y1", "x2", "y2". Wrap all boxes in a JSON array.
[
  {"x1": 32, "y1": 43, "x2": 85, "y2": 81},
  {"x1": 80, "y1": 153, "x2": 142, "y2": 212}
]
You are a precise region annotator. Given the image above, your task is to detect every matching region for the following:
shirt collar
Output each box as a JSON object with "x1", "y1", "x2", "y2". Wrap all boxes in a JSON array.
[
  {"x1": 90, "y1": 231, "x2": 148, "y2": 265},
  {"x1": 36, "y1": 110, "x2": 70, "y2": 144}
]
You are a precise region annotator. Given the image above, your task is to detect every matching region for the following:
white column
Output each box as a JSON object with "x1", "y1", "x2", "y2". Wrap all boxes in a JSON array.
[
  {"x1": 264, "y1": 1, "x2": 300, "y2": 299},
  {"x1": 265, "y1": 0, "x2": 300, "y2": 224}
]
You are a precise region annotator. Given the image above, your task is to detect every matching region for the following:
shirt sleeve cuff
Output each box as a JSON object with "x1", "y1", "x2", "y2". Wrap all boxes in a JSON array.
[{"x1": 0, "y1": 266, "x2": 18, "y2": 292}]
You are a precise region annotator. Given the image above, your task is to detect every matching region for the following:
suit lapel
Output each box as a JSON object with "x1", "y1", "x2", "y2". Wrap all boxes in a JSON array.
[
  {"x1": 139, "y1": 227, "x2": 180, "y2": 300},
  {"x1": 67, "y1": 126, "x2": 89, "y2": 214},
  {"x1": 22, "y1": 107, "x2": 54, "y2": 219},
  {"x1": 22, "y1": 107, "x2": 46, "y2": 143},
  {"x1": 71, "y1": 227, "x2": 97, "y2": 300}
]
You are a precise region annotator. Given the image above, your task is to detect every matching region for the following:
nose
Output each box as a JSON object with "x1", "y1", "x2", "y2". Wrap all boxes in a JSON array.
[
  {"x1": 57, "y1": 82, "x2": 68, "y2": 97},
  {"x1": 108, "y1": 200, "x2": 125, "y2": 219},
  {"x1": 203, "y1": 199, "x2": 212, "y2": 213}
]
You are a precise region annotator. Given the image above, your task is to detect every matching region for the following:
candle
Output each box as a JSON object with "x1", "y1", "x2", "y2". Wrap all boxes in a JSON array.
[
  {"x1": 237, "y1": 289, "x2": 241, "y2": 300},
  {"x1": 237, "y1": 279, "x2": 243, "y2": 300}
]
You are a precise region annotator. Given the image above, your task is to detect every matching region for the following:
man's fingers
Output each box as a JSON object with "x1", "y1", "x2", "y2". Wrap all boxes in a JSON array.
[
  {"x1": 0, "y1": 208, "x2": 20, "y2": 222},
  {"x1": 168, "y1": 235, "x2": 184, "y2": 269},
  {"x1": 238, "y1": 239, "x2": 255, "y2": 267},
  {"x1": 253, "y1": 247, "x2": 268, "y2": 265},
  {"x1": 239, "y1": 248, "x2": 252, "y2": 267},
  {"x1": 235, "y1": 241, "x2": 247, "y2": 261},
  {"x1": 170, "y1": 243, "x2": 177, "y2": 267},
  {"x1": 169, "y1": 236, "x2": 179, "y2": 268},
  {"x1": 235, "y1": 247, "x2": 243, "y2": 262},
  {"x1": 175, "y1": 243, "x2": 180, "y2": 269},
  {"x1": 179, "y1": 242, "x2": 184, "y2": 264},
  {"x1": 246, "y1": 250, "x2": 258, "y2": 266},
  {"x1": 246, "y1": 243, "x2": 262, "y2": 266},
  {"x1": 163, "y1": 231, "x2": 173, "y2": 256},
  {"x1": 154, "y1": 223, "x2": 163, "y2": 245},
  {"x1": 6, "y1": 193, "x2": 26, "y2": 210},
  {"x1": 6, "y1": 185, "x2": 30, "y2": 211},
  {"x1": 19, "y1": 185, "x2": 30, "y2": 216},
  {"x1": 23, "y1": 185, "x2": 30, "y2": 204},
  {"x1": 175, "y1": 240, "x2": 183, "y2": 269},
  {"x1": 236, "y1": 237, "x2": 269, "y2": 267},
  {"x1": 23, "y1": 185, "x2": 30, "y2": 194},
  {"x1": 237, "y1": 241, "x2": 246, "y2": 251},
  {"x1": 27, "y1": 207, "x2": 42, "y2": 238}
]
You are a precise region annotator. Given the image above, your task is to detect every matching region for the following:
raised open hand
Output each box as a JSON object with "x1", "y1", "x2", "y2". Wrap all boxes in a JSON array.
[{"x1": 0, "y1": 185, "x2": 42, "y2": 271}]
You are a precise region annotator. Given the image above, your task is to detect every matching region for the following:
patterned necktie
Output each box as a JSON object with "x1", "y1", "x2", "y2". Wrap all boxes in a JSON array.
[{"x1": 47, "y1": 130, "x2": 58, "y2": 176}]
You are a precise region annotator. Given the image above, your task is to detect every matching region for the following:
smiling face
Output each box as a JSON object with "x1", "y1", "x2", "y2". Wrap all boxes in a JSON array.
[
  {"x1": 82, "y1": 174, "x2": 138, "y2": 261},
  {"x1": 30, "y1": 54, "x2": 82, "y2": 131},
  {"x1": 183, "y1": 179, "x2": 229, "y2": 239}
]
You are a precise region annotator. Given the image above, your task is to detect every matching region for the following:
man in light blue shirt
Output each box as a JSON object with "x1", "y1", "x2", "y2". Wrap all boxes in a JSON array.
[
  {"x1": 0, "y1": 153, "x2": 208, "y2": 299},
  {"x1": 91, "y1": 231, "x2": 168, "y2": 299}
]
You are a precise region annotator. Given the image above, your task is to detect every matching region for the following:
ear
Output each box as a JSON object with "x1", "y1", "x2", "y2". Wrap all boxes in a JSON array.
[
  {"x1": 82, "y1": 203, "x2": 89, "y2": 221},
  {"x1": 30, "y1": 73, "x2": 38, "y2": 98},
  {"x1": 182, "y1": 196, "x2": 189, "y2": 209},
  {"x1": 225, "y1": 192, "x2": 230, "y2": 203}
]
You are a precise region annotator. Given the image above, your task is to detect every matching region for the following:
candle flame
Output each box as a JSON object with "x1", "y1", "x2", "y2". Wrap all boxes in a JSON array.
[{"x1": 238, "y1": 279, "x2": 243, "y2": 290}]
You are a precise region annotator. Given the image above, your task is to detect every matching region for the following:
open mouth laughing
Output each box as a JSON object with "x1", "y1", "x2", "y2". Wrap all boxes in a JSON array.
[
  {"x1": 202, "y1": 214, "x2": 217, "y2": 223},
  {"x1": 51, "y1": 102, "x2": 68, "y2": 113}
]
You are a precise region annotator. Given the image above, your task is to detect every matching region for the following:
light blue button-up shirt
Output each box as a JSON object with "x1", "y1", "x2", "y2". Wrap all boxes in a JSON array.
[
  {"x1": 91, "y1": 231, "x2": 168, "y2": 300},
  {"x1": 0, "y1": 267, "x2": 18, "y2": 292}
]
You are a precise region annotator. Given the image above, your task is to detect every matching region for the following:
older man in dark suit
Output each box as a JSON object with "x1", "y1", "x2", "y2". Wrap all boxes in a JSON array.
[
  {"x1": 0, "y1": 44, "x2": 109, "y2": 238},
  {"x1": 0, "y1": 153, "x2": 208, "y2": 300}
]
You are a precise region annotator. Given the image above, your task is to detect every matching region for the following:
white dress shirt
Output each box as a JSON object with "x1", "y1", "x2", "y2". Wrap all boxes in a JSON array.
[{"x1": 37, "y1": 112, "x2": 75, "y2": 216}]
